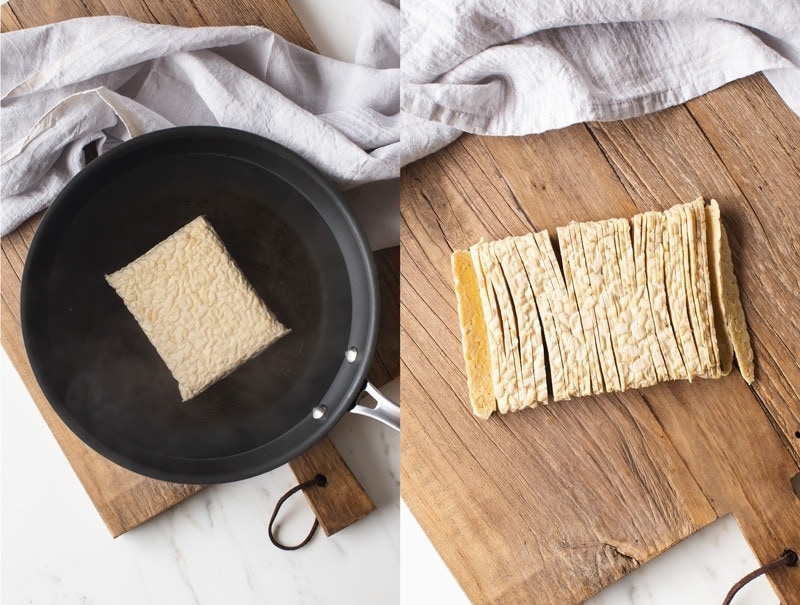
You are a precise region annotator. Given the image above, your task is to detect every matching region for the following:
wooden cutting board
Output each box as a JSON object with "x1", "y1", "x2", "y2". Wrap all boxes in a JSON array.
[
  {"x1": 401, "y1": 73, "x2": 800, "y2": 604},
  {"x1": 1, "y1": 0, "x2": 399, "y2": 537}
]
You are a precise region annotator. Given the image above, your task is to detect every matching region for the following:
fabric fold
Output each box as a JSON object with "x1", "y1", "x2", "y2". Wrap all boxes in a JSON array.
[
  {"x1": 0, "y1": 10, "x2": 407, "y2": 242},
  {"x1": 402, "y1": 0, "x2": 800, "y2": 135}
]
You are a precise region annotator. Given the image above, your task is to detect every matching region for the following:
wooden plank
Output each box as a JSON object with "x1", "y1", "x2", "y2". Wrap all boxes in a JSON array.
[
  {"x1": 2, "y1": 0, "x2": 315, "y2": 49},
  {"x1": 581, "y1": 83, "x2": 800, "y2": 594},
  {"x1": 401, "y1": 132, "x2": 716, "y2": 603},
  {"x1": 1, "y1": 4, "x2": 23, "y2": 32},
  {"x1": 400, "y1": 76, "x2": 800, "y2": 604}
]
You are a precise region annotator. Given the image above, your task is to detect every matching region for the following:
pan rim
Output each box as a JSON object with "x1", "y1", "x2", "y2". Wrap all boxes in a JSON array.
[{"x1": 20, "y1": 125, "x2": 379, "y2": 484}]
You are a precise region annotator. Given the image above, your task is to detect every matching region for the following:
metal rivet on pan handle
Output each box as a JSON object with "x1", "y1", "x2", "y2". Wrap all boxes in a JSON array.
[
  {"x1": 345, "y1": 347, "x2": 358, "y2": 363},
  {"x1": 312, "y1": 405, "x2": 327, "y2": 420}
]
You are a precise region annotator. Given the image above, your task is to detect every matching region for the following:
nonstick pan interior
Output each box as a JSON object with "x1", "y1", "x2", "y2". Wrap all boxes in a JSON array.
[{"x1": 21, "y1": 127, "x2": 378, "y2": 483}]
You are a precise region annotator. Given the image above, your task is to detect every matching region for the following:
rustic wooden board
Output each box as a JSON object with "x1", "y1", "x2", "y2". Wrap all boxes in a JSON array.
[
  {"x1": 400, "y1": 73, "x2": 800, "y2": 604},
  {"x1": 2, "y1": 0, "x2": 399, "y2": 537}
]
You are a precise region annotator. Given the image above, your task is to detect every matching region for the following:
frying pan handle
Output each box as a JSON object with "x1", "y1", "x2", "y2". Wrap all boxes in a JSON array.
[{"x1": 350, "y1": 381, "x2": 400, "y2": 431}]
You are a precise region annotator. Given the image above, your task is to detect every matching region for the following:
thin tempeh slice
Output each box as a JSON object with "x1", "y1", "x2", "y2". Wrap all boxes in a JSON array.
[
  {"x1": 495, "y1": 236, "x2": 548, "y2": 407},
  {"x1": 557, "y1": 223, "x2": 605, "y2": 395},
  {"x1": 489, "y1": 240, "x2": 530, "y2": 412},
  {"x1": 676, "y1": 205, "x2": 702, "y2": 378},
  {"x1": 644, "y1": 211, "x2": 687, "y2": 381},
  {"x1": 612, "y1": 218, "x2": 657, "y2": 389},
  {"x1": 452, "y1": 250, "x2": 497, "y2": 419},
  {"x1": 470, "y1": 243, "x2": 511, "y2": 413},
  {"x1": 664, "y1": 204, "x2": 702, "y2": 380},
  {"x1": 473, "y1": 241, "x2": 525, "y2": 413},
  {"x1": 632, "y1": 213, "x2": 669, "y2": 383},
  {"x1": 579, "y1": 220, "x2": 622, "y2": 392},
  {"x1": 679, "y1": 201, "x2": 710, "y2": 379},
  {"x1": 597, "y1": 219, "x2": 630, "y2": 390},
  {"x1": 704, "y1": 201, "x2": 733, "y2": 376},
  {"x1": 688, "y1": 198, "x2": 721, "y2": 378},
  {"x1": 533, "y1": 232, "x2": 591, "y2": 398},
  {"x1": 705, "y1": 199, "x2": 754, "y2": 383},
  {"x1": 515, "y1": 232, "x2": 569, "y2": 401}
]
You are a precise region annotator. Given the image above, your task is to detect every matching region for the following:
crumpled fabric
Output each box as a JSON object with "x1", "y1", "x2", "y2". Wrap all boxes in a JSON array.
[
  {"x1": 1, "y1": 1, "x2": 416, "y2": 248},
  {"x1": 402, "y1": 0, "x2": 800, "y2": 135}
]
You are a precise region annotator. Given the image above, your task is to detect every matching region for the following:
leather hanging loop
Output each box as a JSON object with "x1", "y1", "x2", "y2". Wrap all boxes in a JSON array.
[
  {"x1": 722, "y1": 549, "x2": 798, "y2": 605},
  {"x1": 268, "y1": 473, "x2": 328, "y2": 550}
]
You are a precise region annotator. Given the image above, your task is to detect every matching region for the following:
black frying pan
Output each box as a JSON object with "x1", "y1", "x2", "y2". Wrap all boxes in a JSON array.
[{"x1": 21, "y1": 126, "x2": 399, "y2": 484}]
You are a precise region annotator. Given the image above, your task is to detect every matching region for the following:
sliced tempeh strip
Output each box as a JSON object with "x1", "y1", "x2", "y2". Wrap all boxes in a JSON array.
[
  {"x1": 688, "y1": 198, "x2": 721, "y2": 378},
  {"x1": 664, "y1": 204, "x2": 702, "y2": 380},
  {"x1": 534, "y1": 232, "x2": 591, "y2": 398},
  {"x1": 611, "y1": 218, "x2": 657, "y2": 389},
  {"x1": 474, "y1": 241, "x2": 526, "y2": 413},
  {"x1": 676, "y1": 205, "x2": 702, "y2": 379},
  {"x1": 579, "y1": 220, "x2": 622, "y2": 392},
  {"x1": 632, "y1": 213, "x2": 670, "y2": 383},
  {"x1": 705, "y1": 199, "x2": 754, "y2": 383},
  {"x1": 470, "y1": 243, "x2": 513, "y2": 413},
  {"x1": 705, "y1": 201, "x2": 733, "y2": 376},
  {"x1": 678, "y1": 201, "x2": 710, "y2": 379},
  {"x1": 597, "y1": 219, "x2": 631, "y2": 390},
  {"x1": 452, "y1": 250, "x2": 497, "y2": 419},
  {"x1": 515, "y1": 232, "x2": 569, "y2": 401},
  {"x1": 644, "y1": 211, "x2": 687, "y2": 381},
  {"x1": 659, "y1": 211, "x2": 693, "y2": 380},
  {"x1": 557, "y1": 223, "x2": 605, "y2": 395},
  {"x1": 495, "y1": 236, "x2": 548, "y2": 407}
]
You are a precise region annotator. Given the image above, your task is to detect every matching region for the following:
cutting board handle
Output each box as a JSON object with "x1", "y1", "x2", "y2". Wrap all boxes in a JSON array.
[{"x1": 287, "y1": 435, "x2": 376, "y2": 538}]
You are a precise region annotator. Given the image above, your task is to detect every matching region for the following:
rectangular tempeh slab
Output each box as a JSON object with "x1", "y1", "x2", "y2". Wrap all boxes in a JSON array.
[
  {"x1": 106, "y1": 216, "x2": 290, "y2": 401},
  {"x1": 452, "y1": 198, "x2": 754, "y2": 418}
]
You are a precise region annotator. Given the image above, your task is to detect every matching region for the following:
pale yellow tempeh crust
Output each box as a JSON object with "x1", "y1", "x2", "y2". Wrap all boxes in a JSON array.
[{"x1": 451, "y1": 251, "x2": 497, "y2": 419}]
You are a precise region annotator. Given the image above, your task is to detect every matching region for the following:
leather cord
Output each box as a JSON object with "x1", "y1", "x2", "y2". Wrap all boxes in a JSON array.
[
  {"x1": 722, "y1": 549, "x2": 797, "y2": 605},
  {"x1": 268, "y1": 474, "x2": 328, "y2": 550}
]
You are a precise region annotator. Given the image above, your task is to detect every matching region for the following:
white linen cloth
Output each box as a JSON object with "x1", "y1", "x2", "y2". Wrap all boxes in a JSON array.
[
  {"x1": 4, "y1": 1, "x2": 800, "y2": 242},
  {"x1": 402, "y1": 0, "x2": 800, "y2": 136},
  {"x1": 0, "y1": 1, "x2": 407, "y2": 247}
]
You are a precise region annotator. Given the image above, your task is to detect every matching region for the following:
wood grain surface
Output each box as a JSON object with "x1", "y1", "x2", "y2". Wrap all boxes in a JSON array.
[
  {"x1": 400, "y1": 73, "x2": 800, "y2": 604},
  {"x1": 2, "y1": 0, "x2": 398, "y2": 537}
]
